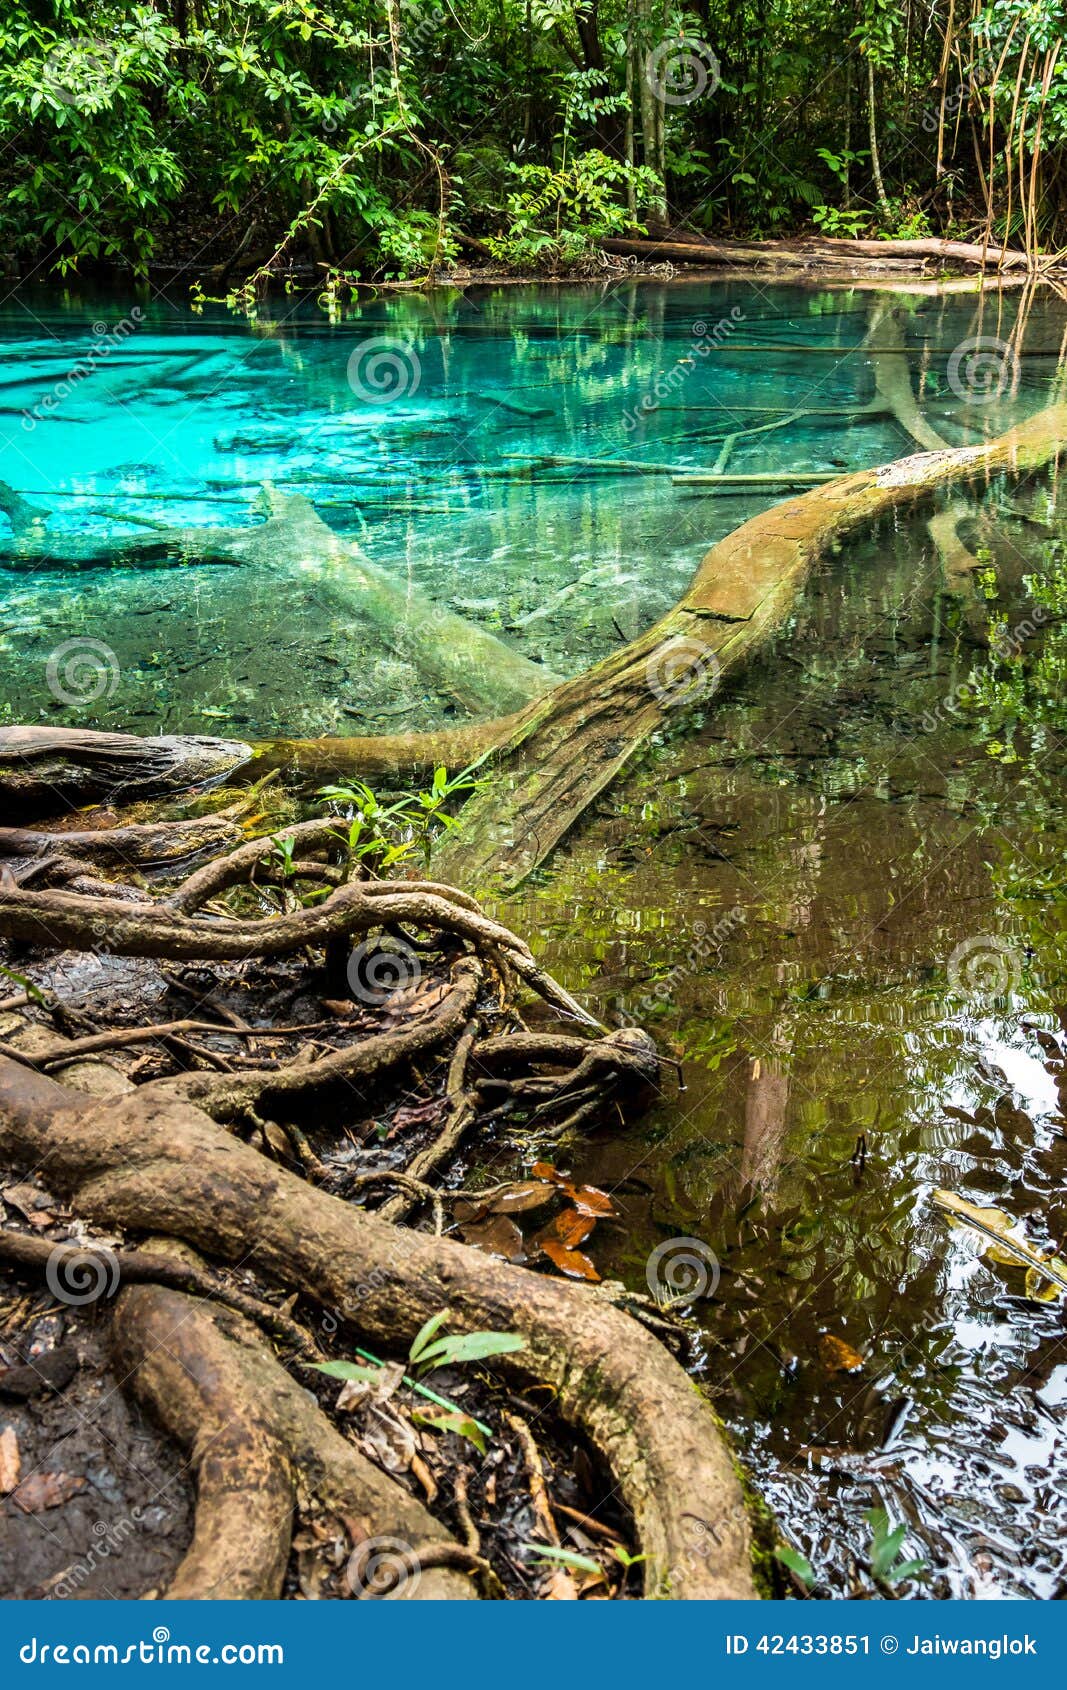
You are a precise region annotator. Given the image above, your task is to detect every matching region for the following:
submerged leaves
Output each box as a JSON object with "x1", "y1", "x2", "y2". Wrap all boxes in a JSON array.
[{"x1": 933, "y1": 1189, "x2": 1067, "y2": 1299}]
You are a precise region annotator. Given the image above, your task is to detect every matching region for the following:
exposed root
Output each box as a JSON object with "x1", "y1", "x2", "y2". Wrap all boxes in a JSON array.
[
  {"x1": 0, "y1": 1054, "x2": 755, "y2": 1598},
  {"x1": 112, "y1": 1280, "x2": 478, "y2": 1599},
  {"x1": 0, "y1": 814, "x2": 753, "y2": 1599}
]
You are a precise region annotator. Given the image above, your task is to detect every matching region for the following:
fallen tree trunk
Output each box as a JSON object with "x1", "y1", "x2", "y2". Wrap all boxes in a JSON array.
[
  {"x1": 0, "y1": 727, "x2": 252, "y2": 819},
  {"x1": 256, "y1": 398, "x2": 1067, "y2": 890},
  {"x1": 599, "y1": 234, "x2": 1044, "y2": 273},
  {"x1": 0, "y1": 1054, "x2": 754, "y2": 1600}
]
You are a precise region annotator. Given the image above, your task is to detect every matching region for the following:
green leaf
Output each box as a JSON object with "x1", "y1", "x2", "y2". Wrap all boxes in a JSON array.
[
  {"x1": 885, "y1": 1557, "x2": 928, "y2": 1585},
  {"x1": 774, "y1": 1544, "x2": 814, "y2": 1587},
  {"x1": 411, "y1": 1410, "x2": 487, "y2": 1454},
  {"x1": 310, "y1": 1361, "x2": 381, "y2": 1384},
  {"x1": 416, "y1": 1330, "x2": 527, "y2": 1370},
  {"x1": 0, "y1": 965, "x2": 45, "y2": 1005},
  {"x1": 521, "y1": 1541, "x2": 601, "y2": 1574},
  {"x1": 408, "y1": 1309, "x2": 450, "y2": 1364}
]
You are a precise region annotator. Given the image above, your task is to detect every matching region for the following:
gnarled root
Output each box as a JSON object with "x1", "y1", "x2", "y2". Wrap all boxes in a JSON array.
[
  {"x1": 0, "y1": 1056, "x2": 755, "y2": 1599},
  {"x1": 112, "y1": 1280, "x2": 478, "y2": 1600}
]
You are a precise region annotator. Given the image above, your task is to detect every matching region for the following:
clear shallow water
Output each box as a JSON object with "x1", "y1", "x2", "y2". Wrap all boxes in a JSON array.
[{"x1": 1, "y1": 280, "x2": 1066, "y2": 736}]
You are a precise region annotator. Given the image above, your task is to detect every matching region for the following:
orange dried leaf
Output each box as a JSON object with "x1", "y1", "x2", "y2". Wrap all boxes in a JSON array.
[
  {"x1": 540, "y1": 1239, "x2": 600, "y2": 1281},
  {"x1": 818, "y1": 1334, "x2": 865, "y2": 1373}
]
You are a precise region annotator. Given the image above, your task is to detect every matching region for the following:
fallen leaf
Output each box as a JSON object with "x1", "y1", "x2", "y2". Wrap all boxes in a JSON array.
[
  {"x1": 535, "y1": 1208, "x2": 596, "y2": 1251},
  {"x1": 260, "y1": 1120, "x2": 292, "y2": 1159},
  {"x1": 933, "y1": 1189, "x2": 1067, "y2": 1298},
  {"x1": 1, "y1": 1183, "x2": 52, "y2": 1220},
  {"x1": 0, "y1": 1427, "x2": 20, "y2": 1494},
  {"x1": 531, "y1": 1161, "x2": 567, "y2": 1185},
  {"x1": 459, "y1": 1213, "x2": 526, "y2": 1262},
  {"x1": 383, "y1": 978, "x2": 453, "y2": 1024},
  {"x1": 541, "y1": 1567, "x2": 580, "y2": 1600},
  {"x1": 567, "y1": 1183, "x2": 615, "y2": 1218},
  {"x1": 818, "y1": 1334, "x2": 865, "y2": 1373},
  {"x1": 12, "y1": 1472, "x2": 87, "y2": 1513},
  {"x1": 528, "y1": 1165, "x2": 614, "y2": 1217},
  {"x1": 388, "y1": 1097, "x2": 446, "y2": 1138},
  {"x1": 487, "y1": 1180, "x2": 556, "y2": 1215},
  {"x1": 540, "y1": 1239, "x2": 600, "y2": 1281}
]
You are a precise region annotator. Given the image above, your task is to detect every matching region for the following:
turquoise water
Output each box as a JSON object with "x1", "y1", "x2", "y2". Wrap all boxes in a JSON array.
[{"x1": 1, "y1": 281, "x2": 1065, "y2": 737}]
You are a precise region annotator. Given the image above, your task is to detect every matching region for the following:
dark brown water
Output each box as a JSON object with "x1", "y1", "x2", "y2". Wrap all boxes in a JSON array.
[{"x1": 490, "y1": 482, "x2": 1067, "y2": 1599}]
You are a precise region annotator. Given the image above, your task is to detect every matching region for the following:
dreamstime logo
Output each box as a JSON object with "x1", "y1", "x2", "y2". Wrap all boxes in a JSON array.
[
  {"x1": 922, "y1": 79, "x2": 974, "y2": 134},
  {"x1": 947, "y1": 935, "x2": 1022, "y2": 1001},
  {"x1": 50, "y1": 1512, "x2": 145, "y2": 1600},
  {"x1": 41, "y1": 37, "x2": 122, "y2": 110},
  {"x1": 23, "y1": 309, "x2": 144, "y2": 432},
  {"x1": 623, "y1": 308, "x2": 745, "y2": 431},
  {"x1": 947, "y1": 336, "x2": 1020, "y2": 405},
  {"x1": 45, "y1": 1244, "x2": 120, "y2": 1307},
  {"x1": 646, "y1": 635, "x2": 721, "y2": 710},
  {"x1": 45, "y1": 639, "x2": 119, "y2": 706},
  {"x1": 646, "y1": 1236, "x2": 720, "y2": 1305},
  {"x1": 646, "y1": 37, "x2": 721, "y2": 106},
  {"x1": 346, "y1": 1535, "x2": 422, "y2": 1598},
  {"x1": 346, "y1": 938, "x2": 422, "y2": 1006},
  {"x1": 347, "y1": 336, "x2": 422, "y2": 404}
]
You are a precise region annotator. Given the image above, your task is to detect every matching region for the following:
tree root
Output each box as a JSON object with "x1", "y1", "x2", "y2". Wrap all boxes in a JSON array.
[
  {"x1": 112, "y1": 1280, "x2": 479, "y2": 1599},
  {"x1": 0, "y1": 1227, "x2": 316, "y2": 1356},
  {"x1": 0, "y1": 1055, "x2": 755, "y2": 1598},
  {"x1": 0, "y1": 815, "x2": 243, "y2": 868}
]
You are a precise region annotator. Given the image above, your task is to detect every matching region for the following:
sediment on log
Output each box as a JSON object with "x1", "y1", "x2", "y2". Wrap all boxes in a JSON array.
[
  {"x1": 0, "y1": 1054, "x2": 754, "y2": 1600},
  {"x1": 0, "y1": 727, "x2": 252, "y2": 819},
  {"x1": 258, "y1": 395, "x2": 1067, "y2": 892}
]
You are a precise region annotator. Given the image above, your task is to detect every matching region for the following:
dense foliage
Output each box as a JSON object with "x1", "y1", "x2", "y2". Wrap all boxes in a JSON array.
[{"x1": 2, "y1": 2, "x2": 1066, "y2": 282}]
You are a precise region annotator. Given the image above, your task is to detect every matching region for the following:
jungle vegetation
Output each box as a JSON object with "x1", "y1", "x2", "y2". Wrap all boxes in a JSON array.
[{"x1": 1, "y1": 1, "x2": 1066, "y2": 285}]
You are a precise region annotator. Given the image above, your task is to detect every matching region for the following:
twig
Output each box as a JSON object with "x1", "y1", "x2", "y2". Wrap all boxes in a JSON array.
[{"x1": 504, "y1": 1410, "x2": 560, "y2": 1545}]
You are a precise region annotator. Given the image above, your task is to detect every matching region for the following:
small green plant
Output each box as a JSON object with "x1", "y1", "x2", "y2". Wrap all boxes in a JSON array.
[
  {"x1": 317, "y1": 762, "x2": 487, "y2": 873},
  {"x1": 813, "y1": 204, "x2": 872, "y2": 238},
  {"x1": 521, "y1": 1542, "x2": 601, "y2": 1574},
  {"x1": 407, "y1": 1309, "x2": 526, "y2": 1375},
  {"x1": 774, "y1": 1543, "x2": 815, "y2": 1589},
  {"x1": 0, "y1": 964, "x2": 45, "y2": 1003},
  {"x1": 865, "y1": 1508, "x2": 927, "y2": 1586}
]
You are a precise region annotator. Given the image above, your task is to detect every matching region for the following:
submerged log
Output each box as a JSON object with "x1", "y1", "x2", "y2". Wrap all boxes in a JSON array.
[
  {"x1": 262, "y1": 399, "x2": 1067, "y2": 890},
  {"x1": 0, "y1": 727, "x2": 252, "y2": 820},
  {"x1": 0, "y1": 485, "x2": 557, "y2": 719}
]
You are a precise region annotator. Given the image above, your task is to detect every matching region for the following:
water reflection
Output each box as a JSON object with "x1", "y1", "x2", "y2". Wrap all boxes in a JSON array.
[
  {"x1": 2, "y1": 279, "x2": 1066, "y2": 736},
  {"x1": 497, "y1": 488, "x2": 1067, "y2": 1599}
]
